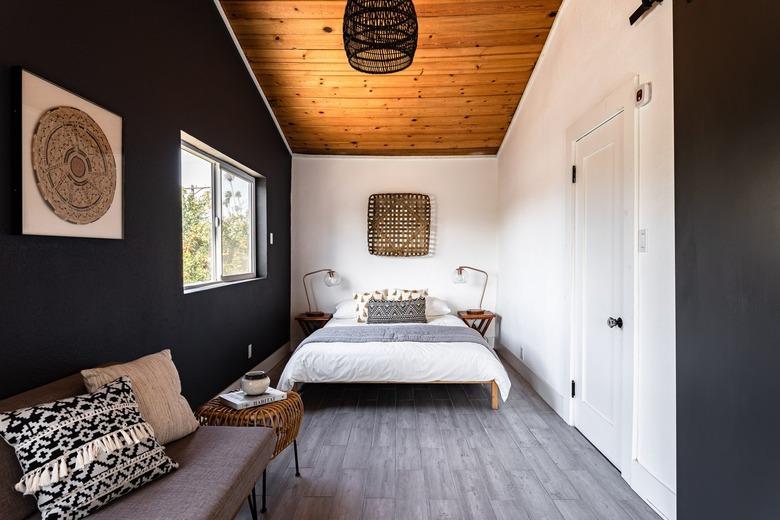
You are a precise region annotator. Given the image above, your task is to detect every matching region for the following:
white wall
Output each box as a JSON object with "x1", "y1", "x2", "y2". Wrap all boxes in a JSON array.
[
  {"x1": 495, "y1": 0, "x2": 676, "y2": 518},
  {"x1": 291, "y1": 155, "x2": 498, "y2": 340}
]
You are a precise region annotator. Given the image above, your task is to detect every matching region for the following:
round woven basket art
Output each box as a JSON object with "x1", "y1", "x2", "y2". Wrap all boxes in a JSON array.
[{"x1": 31, "y1": 106, "x2": 116, "y2": 225}]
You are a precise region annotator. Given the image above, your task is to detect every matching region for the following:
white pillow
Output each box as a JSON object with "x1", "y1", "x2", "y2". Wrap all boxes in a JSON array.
[
  {"x1": 426, "y1": 296, "x2": 452, "y2": 317},
  {"x1": 333, "y1": 299, "x2": 359, "y2": 319}
]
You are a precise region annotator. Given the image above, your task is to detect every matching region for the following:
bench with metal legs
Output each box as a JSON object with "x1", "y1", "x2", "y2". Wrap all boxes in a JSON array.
[
  {"x1": 247, "y1": 439, "x2": 301, "y2": 517},
  {"x1": 247, "y1": 486, "x2": 258, "y2": 520},
  {"x1": 197, "y1": 391, "x2": 304, "y2": 519}
]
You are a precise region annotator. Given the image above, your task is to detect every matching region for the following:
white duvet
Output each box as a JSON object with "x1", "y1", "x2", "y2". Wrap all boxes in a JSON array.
[{"x1": 277, "y1": 314, "x2": 511, "y2": 401}]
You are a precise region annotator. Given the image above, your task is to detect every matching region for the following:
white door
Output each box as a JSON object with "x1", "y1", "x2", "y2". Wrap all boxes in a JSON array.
[{"x1": 573, "y1": 111, "x2": 626, "y2": 468}]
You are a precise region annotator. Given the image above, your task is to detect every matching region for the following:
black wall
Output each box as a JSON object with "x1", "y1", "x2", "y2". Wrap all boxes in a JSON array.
[
  {"x1": 675, "y1": 1, "x2": 780, "y2": 518},
  {"x1": 0, "y1": 1, "x2": 291, "y2": 406}
]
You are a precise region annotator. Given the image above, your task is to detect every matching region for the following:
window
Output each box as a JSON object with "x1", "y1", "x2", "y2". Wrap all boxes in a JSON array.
[{"x1": 180, "y1": 138, "x2": 264, "y2": 290}]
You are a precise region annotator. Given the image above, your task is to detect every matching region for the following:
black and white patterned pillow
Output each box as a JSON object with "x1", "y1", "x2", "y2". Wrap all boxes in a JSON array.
[
  {"x1": 0, "y1": 376, "x2": 177, "y2": 519},
  {"x1": 366, "y1": 296, "x2": 427, "y2": 324}
]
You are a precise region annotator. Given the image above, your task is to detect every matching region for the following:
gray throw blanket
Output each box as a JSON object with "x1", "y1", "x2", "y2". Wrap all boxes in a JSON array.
[{"x1": 298, "y1": 324, "x2": 493, "y2": 352}]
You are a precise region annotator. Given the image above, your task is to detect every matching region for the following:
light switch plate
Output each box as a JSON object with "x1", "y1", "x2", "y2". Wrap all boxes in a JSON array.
[{"x1": 639, "y1": 229, "x2": 648, "y2": 253}]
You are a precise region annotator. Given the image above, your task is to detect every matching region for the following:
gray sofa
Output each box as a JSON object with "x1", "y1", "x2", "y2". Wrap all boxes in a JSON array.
[{"x1": 0, "y1": 372, "x2": 275, "y2": 520}]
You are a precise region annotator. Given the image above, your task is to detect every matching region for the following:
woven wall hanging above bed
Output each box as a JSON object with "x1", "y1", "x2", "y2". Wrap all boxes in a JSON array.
[{"x1": 367, "y1": 193, "x2": 430, "y2": 257}]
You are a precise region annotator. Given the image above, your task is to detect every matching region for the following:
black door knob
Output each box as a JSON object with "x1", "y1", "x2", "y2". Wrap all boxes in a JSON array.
[{"x1": 607, "y1": 317, "x2": 623, "y2": 329}]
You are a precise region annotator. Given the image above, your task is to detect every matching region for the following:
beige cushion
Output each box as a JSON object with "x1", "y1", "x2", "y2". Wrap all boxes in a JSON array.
[
  {"x1": 81, "y1": 350, "x2": 198, "y2": 445},
  {"x1": 353, "y1": 290, "x2": 386, "y2": 323},
  {"x1": 387, "y1": 288, "x2": 429, "y2": 301}
]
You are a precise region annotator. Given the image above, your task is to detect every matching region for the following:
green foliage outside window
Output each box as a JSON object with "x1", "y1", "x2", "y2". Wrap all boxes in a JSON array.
[
  {"x1": 182, "y1": 186, "x2": 212, "y2": 285},
  {"x1": 182, "y1": 174, "x2": 251, "y2": 285},
  {"x1": 221, "y1": 173, "x2": 251, "y2": 276}
]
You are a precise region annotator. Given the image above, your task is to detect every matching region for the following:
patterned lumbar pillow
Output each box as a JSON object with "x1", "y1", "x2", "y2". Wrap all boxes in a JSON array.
[
  {"x1": 0, "y1": 376, "x2": 177, "y2": 519},
  {"x1": 354, "y1": 290, "x2": 386, "y2": 323},
  {"x1": 367, "y1": 296, "x2": 427, "y2": 324},
  {"x1": 386, "y1": 288, "x2": 429, "y2": 301}
]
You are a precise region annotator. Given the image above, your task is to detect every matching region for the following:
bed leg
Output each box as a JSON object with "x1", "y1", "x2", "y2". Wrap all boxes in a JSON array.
[{"x1": 490, "y1": 381, "x2": 499, "y2": 410}]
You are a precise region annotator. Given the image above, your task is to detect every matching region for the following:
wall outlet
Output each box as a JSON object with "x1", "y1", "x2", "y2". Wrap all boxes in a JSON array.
[
  {"x1": 639, "y1": 228, "x2": 648, "y2": 253},
  {"x1": 247, "y1": 344, "x2": 253, "y2": 359}
]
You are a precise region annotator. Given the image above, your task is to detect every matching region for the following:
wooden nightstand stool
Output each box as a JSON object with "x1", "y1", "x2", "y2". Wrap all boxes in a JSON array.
[
  {"x1": 458, "y1": 310, "x2": 496, "y2": 337},
  {"x1": 295, "y1": 313, "x2": 332, "y2": 337},
  {"x1": 196, "y1": 391, "x2": 304, "y2": 517}
]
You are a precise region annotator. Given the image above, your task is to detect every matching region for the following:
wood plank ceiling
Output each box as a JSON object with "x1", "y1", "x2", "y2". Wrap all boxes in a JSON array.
[{"x1": 220, "y1": 0, "x2": 562, "y2": 156}]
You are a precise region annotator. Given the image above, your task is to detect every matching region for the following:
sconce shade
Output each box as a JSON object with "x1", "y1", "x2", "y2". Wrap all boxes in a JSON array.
[
  {"x1": 452, "y1": 265, "x2": 488, "y2": 312},
  {"x1": 303, "y1": 268, "x2": 341, "y2": 316},
  {"x1": 343, "y1": 0, "x2": 419, "y2": 74},
  {"x1": 324, "y1": 270, "x2": 342, "y2": 287}
]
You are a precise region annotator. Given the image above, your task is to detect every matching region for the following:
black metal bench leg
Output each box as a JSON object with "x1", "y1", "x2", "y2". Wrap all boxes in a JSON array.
[
  {"x1": 260, "y1": 469, "x2": 267, "y2": 514},
  {"x1": 293, "y1": 439, "x2": 301, "y2": 477},
  {"x1": 247, "y1": 485, "x2": 258, "y2": 520}
]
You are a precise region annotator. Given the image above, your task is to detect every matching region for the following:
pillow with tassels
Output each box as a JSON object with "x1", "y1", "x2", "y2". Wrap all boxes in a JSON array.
[{"x1": 0, "y1": 376, "x2": 177, "y2": 519}]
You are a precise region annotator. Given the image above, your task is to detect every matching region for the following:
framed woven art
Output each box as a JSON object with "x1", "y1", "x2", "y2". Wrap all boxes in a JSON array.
[
  {"x1": 18, "y1": 69, "x2": 123, "y2": 239},
  {"x1": 367, "y1": 193, "x2": 431, "y2": 256}
]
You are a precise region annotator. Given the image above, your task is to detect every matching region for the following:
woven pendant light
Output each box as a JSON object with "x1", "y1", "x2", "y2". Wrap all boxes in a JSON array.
[{"x1": 343, "y1": 0, "x2": 419, "y2": 74}]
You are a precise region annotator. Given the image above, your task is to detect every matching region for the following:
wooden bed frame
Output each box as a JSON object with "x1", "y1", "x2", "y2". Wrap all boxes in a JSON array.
[{"x1": 293, "y1": 380, "x2": 500, "y2": 410}]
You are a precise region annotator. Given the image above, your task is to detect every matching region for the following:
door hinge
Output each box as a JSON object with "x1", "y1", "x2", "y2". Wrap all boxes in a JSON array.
[
  {"x1": 571, "y1": 165, "x2": 577, "y2": 183},
  {"x1": 571, "y1": 380, "x2": 576, "y2": 398}
]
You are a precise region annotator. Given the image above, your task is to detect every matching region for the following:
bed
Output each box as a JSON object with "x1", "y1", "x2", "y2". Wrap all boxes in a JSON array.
[{"x1": 277, "y1": 314, "x2": 511, "y2": 409}]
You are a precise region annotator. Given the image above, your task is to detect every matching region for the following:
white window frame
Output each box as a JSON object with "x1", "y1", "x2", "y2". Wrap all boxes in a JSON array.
[{"x1": 181, "y1": 139, "x2": 258, "y2": 291}]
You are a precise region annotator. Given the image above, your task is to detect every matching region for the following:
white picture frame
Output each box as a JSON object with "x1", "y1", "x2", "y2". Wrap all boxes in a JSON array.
[{"x1": 20, "y1": 70, "x2": 123, "y2": 239}]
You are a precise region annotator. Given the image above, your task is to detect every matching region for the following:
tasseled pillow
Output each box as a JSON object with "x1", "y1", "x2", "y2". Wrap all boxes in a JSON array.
[{"x1": 0, "y1": 376, "x2": 177, "y2": 519}]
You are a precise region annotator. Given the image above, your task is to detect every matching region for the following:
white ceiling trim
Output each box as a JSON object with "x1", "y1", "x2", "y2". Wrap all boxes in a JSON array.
[{"x1": 213, "y1": 0, "x2": 292, "y2": 156}]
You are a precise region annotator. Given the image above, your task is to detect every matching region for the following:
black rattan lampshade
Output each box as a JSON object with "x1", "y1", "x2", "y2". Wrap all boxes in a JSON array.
[{"x1": 343, "y1": 0, "x2": 418, "y2": 74}]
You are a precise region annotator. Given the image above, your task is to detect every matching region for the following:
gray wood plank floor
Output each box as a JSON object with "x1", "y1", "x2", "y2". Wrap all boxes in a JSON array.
[{"x1": 235, "y1": 361, "x2": 661, "y2": 520}]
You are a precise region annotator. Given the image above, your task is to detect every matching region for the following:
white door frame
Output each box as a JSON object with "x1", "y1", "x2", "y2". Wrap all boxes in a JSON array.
[{"x1": 564, "y1": 76, "x2": 639, "y2": 481}]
